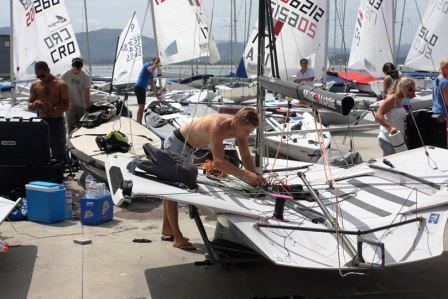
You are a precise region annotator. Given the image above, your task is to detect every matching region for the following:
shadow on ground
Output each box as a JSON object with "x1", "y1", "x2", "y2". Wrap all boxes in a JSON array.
[
  {"x1": 145, "y1": 253, "x2": 448, "y2": 299},
  {"x1": 0, "y1": 245, "x2": 37, "y2": 299}
]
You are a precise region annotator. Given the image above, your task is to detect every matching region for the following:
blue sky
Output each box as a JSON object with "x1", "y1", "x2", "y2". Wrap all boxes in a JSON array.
[{"x1": 0, "y1": 0, "x2": 429, "y2": 46}]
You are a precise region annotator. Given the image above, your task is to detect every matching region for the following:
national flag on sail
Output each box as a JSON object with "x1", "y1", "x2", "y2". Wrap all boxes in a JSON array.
[
  {"x1": 273, "y1": 20, "x2": 284, "y2": 36},
  {"x1": 187, "y1": 0, "x2": 201, "y2": 7}
]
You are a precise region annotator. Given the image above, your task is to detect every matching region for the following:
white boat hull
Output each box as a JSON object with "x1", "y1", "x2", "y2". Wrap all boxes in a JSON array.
[{"x1": 106, "y1": 146, "x2": 448, "y2": 269}]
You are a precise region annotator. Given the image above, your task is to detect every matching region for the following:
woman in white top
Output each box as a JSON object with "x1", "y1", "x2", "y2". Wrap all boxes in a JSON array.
[{"x1": 375, "y1": 77, "x2": 416, "y2": 156}]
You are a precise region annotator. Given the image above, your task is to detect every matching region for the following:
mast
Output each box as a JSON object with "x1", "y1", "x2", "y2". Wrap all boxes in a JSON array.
[
  {"x1": 109, "y1": 36, "x2": 120, "y2": 95},
  {"x1": 391, "y1": 0, "x2": 396, "y2": 65},
  {"x1": 322, "y1": 0, "x2": 330, "y2": 83},
  {"x1": 230, "y1": 0, "x2": 234, "y2": 73},
  {"x1": 255, "y1": 0, "x2": 266, "y2": 172},
  {"x1": 149, "y1": 0, "x2": 162, "y2": 88},
  {"x1": 257, "y1": 0, "x2": 357, "y2": 262},
  {"x1": 233, "y1": 0, "x2": 237, "y2": 71},
  {"x1": 9, "y1": 0, "x2": 15, "y2": 105},
  {"x1": 83, "y1": 0, "x2": 92, "y2": 74}
]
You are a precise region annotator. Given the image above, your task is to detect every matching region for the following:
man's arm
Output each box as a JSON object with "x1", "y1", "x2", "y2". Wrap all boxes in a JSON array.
[
  {"x1": 306, "y1": 69, "x2": 315, "y2": 81},
  {"x1": 209, "y1": 127, "x2": 264, "y2": 185},
  {"x1": 28, "y1": 83, "x2": 39, "y2": 111},
  {"x1": 442, "y1": 81, "x2": 448, "y2": 106},
  {"x1": 236, "y1": 137, "x2": 257, "y2": 173},
  {"x1": 305, "y1": 76, "x2": 315, "y2": 81}
]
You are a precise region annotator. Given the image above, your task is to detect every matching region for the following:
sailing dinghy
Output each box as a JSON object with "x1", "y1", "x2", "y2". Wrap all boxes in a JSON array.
[
  {"x1": 106, "y1": 145, "x2": 448, "y2": 269},
  {"x1": 68, "y1": 115, "x2": 161, "y2": 183}
]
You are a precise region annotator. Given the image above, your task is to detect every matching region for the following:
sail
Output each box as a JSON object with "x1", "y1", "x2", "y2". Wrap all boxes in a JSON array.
[
  {"x1": 243, "y1": 0, "x2": 328, "y2": 80},
  {"x1": 12, "y1": 0, "x2": 81, "y2": 81},
  {"x1": 405, "y1": 0, "x2": 448, "y2": 71},
  {"x1": 112, "y1": 15, "x2": 143, "y2": 86},
  {"x1": 152, "y1": 0, "x2": 220, "y2": 65},
  {"x1": 348, "y1": 0, "x2": 394, "y2": 77}
]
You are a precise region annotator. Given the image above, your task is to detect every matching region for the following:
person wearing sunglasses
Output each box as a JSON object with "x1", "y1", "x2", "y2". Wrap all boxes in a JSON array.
[
  {"x1": 375, "y1": 76, "x2": 416, "y2": 156},
  {"x1": 28, "y1": 61, "x2": 70, "y2": 162},
  {"x1": 61, "y1": 57, "x2": 92, "y2": 132}
]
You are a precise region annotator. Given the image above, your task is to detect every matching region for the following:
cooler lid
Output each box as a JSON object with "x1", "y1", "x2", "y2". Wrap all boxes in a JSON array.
[{"x1": 25, "y1": 181, "x2": 65, "y2": 192}]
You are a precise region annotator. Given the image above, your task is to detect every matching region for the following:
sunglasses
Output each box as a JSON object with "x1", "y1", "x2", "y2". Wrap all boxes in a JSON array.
[{"x1": 408, "y1": 88, "x2": 416, "y2": 92}]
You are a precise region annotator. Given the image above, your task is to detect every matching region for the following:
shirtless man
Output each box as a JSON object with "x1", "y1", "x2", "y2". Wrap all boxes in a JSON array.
[
  {"x1": 162, "y1": 107, "x2": 265, "y2": 250},
  {"x1": 28, "y1": 61, "x2": 70, "y2": 161}
]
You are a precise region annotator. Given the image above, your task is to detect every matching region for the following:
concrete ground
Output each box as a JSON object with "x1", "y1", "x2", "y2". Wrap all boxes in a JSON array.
[{"x1": 1, "y1": 96, "x2": 447, "y2": 299}]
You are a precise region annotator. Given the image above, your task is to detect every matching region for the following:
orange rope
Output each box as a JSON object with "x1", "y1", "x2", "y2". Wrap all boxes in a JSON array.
[{"x1": 196, "y1": 160, "x2": 226, "y2": 177}]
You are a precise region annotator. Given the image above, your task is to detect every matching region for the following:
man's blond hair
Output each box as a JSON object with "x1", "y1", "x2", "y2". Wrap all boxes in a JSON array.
[
  {"x1": 440, "y1": 58, "x2": 448, "y2": 70},
  {"x1": 234, "y1": 107, "x2": 259, "y2": 127}
]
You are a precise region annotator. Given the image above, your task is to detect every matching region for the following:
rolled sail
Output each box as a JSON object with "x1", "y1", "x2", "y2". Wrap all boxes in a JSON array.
[{"x1": 258, "y1": 76, "x2": 354, "y2": 115}]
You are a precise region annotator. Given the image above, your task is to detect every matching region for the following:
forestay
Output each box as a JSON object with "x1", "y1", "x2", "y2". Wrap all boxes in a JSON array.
[
  {"x1": 13, "y1": 0, "x2": 81, "y2": 81},
  {"x1": 152, "y1": 0, "x2": 220, "y2": 65},
  {"x1": 405, "y1": 0, "x2": 448, "y2": 71},
  {"x1": 112, "y1": 14, "x2": 143, "y2": 86},
  {"x1": 348, "y1": 0, "x2": 394, "y2": 77},
  {"x1": 243, "y1": 0, "x2": 328, "y2": 80}
]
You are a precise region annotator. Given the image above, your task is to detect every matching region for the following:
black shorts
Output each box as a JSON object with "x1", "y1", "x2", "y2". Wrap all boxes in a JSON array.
[{"x1": 134, "y1": 85, "x2": 147, "y2": 105}]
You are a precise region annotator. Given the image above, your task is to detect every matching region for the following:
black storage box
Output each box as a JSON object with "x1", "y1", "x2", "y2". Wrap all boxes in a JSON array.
[
  {"x1": 0, "y1": 160, "x2": 65, "y2": 197},
  {"x1": 406, "y1": 109, "x2": 447, "y2": 149},
  {"x1": 0, "y1": 117, "x2": 51, "y2": 165}
]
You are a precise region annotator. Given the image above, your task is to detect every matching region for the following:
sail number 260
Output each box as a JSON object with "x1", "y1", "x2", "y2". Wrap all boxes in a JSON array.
[{"x1": 34, "y1": 0, "x2": 60, "y2": 14}]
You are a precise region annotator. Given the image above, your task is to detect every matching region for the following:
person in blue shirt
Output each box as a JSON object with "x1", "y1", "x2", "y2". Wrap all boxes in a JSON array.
[
  {"x1": 134, "y1": 57, "x2": 160, "y2": 124},
  {"x1": 432, "y1": 58, "x2": 448, "y2": 117}
]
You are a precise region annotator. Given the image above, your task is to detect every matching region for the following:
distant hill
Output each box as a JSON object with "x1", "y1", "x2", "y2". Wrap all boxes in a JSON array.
[
  {"x1": 1, "y1": 26, "x2": 413, "y2": 65},
  {"x1": 0, "y1": 27, "x2": 10, "y2": 35}
]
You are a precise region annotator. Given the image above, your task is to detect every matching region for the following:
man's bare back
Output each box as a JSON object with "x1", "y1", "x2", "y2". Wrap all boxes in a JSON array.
[
  {"x1": 180, "y1": 114, "x2": 237, "y2": 148},
  {"x1": 177, "y1": 111, "x2": 262, "y2": 186}
]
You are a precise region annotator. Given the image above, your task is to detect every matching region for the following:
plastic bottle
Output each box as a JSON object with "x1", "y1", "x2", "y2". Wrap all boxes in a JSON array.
[
  {"x1": 87, "y1": 180, "x2": 98, "y2": 199},
  {"x1": 96, "y1": 182, "x2": 106, "y2": 197},
  {"x1": 65, "y1": 190, "x2": 72, "y2": 219},
  {"x1": 85, "y1": 173, "x2": 94, "y2": 189}
]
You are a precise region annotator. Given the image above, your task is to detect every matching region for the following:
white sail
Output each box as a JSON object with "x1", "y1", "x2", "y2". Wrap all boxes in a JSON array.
[
  {"x1": 152, "y1": 0, "x2": 220, "y2": 65},
  {"x1": 112, "y1": 15, "x2": 143, "y2": 86},
  {"x1": 405, "y1": 0, "x2": 448, "y2": 71},
  {"x1": 348, "y1": 0, "x2": 394, "y2": 77},
  {"x1": 243, "y1": 0, "x2": 328, "y2": 80},
  {"x1": 12, "y1": 0, "x2": 81, "y2": 81}
]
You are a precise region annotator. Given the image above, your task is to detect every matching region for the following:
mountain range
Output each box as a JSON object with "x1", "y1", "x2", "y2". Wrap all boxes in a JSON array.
[{"x1": 0, "y1": 27, "x2": 412, "y2": 65}]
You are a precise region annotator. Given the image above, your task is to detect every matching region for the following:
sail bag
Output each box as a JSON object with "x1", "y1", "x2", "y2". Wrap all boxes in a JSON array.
[{"x1": 127, "y1": 143, "x2": 198, "y2": 189}]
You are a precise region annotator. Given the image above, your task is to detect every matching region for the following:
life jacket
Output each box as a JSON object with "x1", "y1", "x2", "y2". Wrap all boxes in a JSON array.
[
  {"x1": 95, "y1": 130, "x2": 131, "y2": 154},
  {"x1": 127, "y1": 143, "x2": 198, "y2": 190}
]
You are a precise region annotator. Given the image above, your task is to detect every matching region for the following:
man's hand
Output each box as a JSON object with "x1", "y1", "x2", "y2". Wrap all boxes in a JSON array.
[{"x1": 247, "y1": 172, "x2": 266, "y2": 186}]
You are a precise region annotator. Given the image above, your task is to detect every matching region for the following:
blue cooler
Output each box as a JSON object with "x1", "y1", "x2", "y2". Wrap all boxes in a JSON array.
[
  {"x1": 80, "y1": 195, "x2": 113, "y2": 225},
  {"x1": 26, "y1": 181, "x2": 65, "y2": 223}
]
